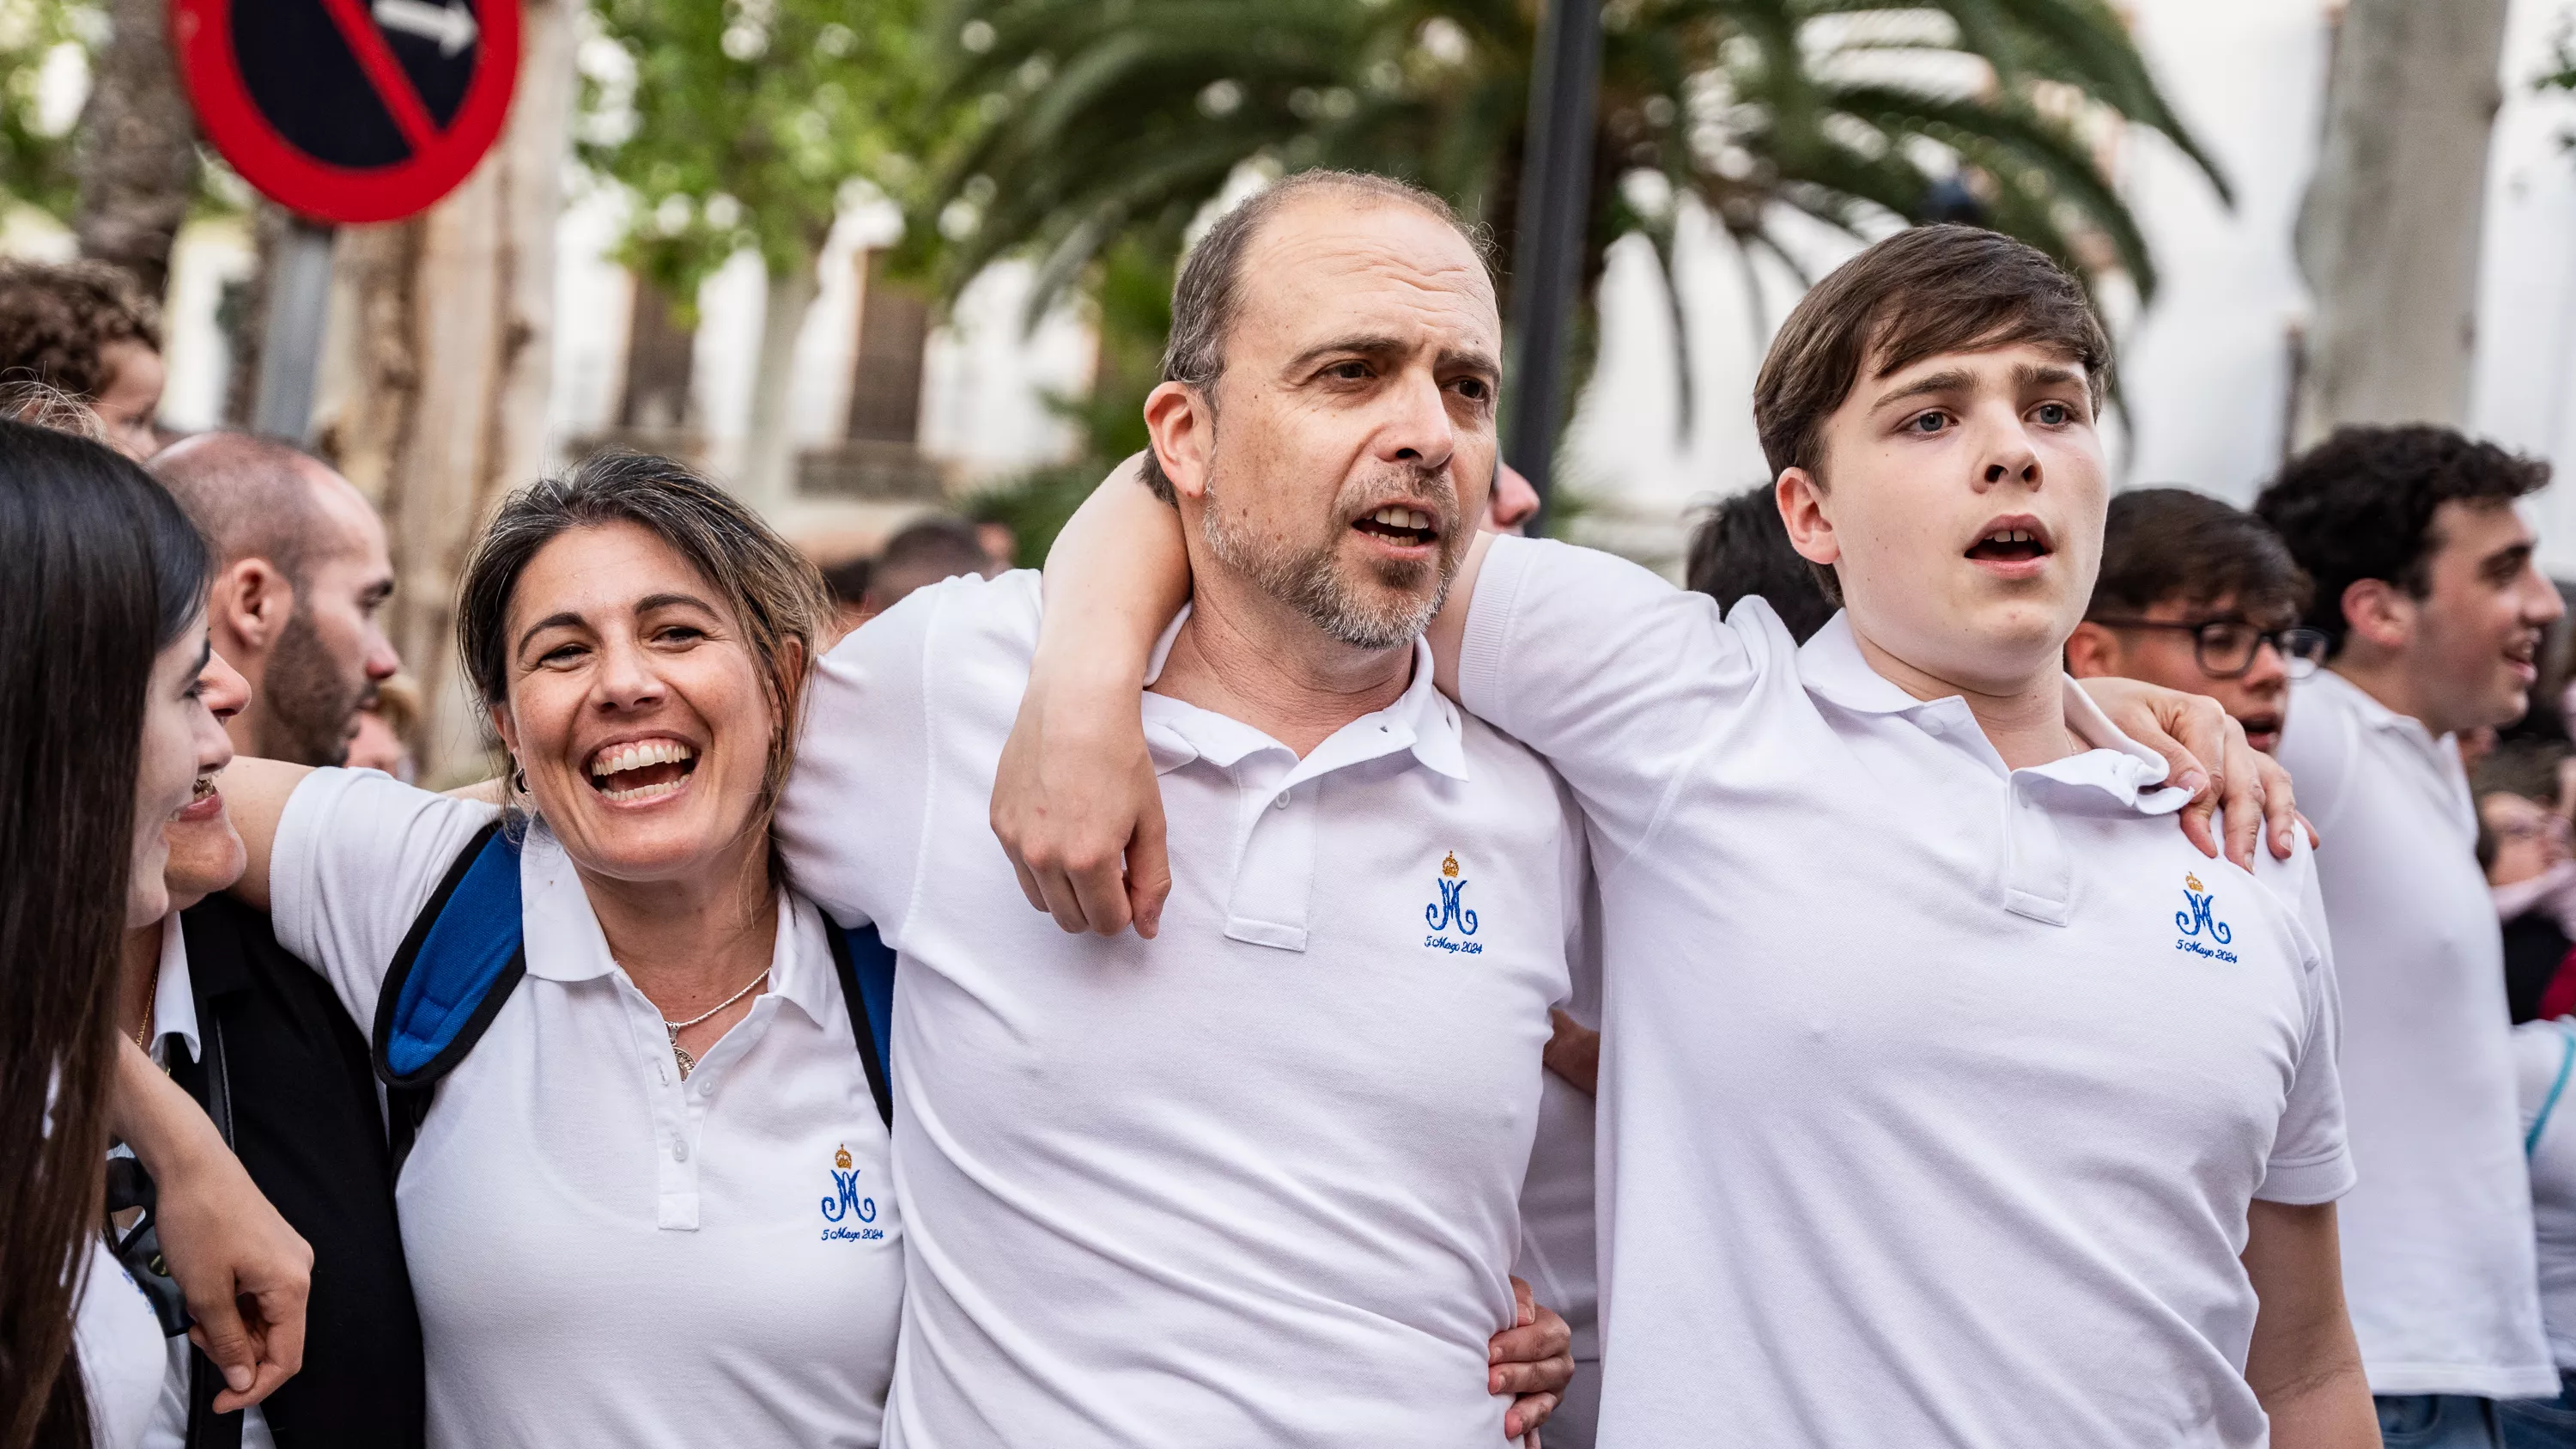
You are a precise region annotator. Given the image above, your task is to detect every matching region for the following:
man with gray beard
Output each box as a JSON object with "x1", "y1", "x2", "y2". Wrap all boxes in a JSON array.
[
  {"x1": 151, "y1": 432, "x2": 399, "y2": 768},
  {"x1": 773, "y1": 169, "x2": 1579, "y2": 1446}
]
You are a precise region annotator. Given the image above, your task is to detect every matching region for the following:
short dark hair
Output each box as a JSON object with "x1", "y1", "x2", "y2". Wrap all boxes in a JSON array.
[
  {"x1": 818, "y1": 556, "x2": 872, "y2": 608},
  {"x1": 1753, "y1": 224, "x2": 2110, "y2": 485},
  {"x1": 148, "y1": 429, "x2": 331, "y2": 583},
  {"x1": 2255, "y1": 425, "x2": 2552, "y2": 656},
  {"x1": 1141, "y1": 169, "x2": 1485, "y2": 503},
  {"x1": 865, "y1": 514, "x2": 992, "y2": 610},
  {"x1": 1685, "y1": 485, "x2": 1837, "y2": 643},
  {"x1": 2089, "y1": 488, "x2": 2311, "y2": 624},
  {"x1": 0, "y1": 258, "x2": 161, "y2": 403}
]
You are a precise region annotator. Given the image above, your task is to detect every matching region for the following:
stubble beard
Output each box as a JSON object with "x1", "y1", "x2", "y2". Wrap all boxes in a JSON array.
[
  {"x1": 1200, "y1": 462, "x2": 1461, "y2": 651},
  {"x1": 256, "y1": 606, "x2": 372, "y2": 768}
]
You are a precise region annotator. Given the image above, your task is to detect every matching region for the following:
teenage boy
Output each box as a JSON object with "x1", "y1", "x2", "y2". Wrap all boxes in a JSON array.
[
  {"x1": 2065, "y1": 488, "x2": 2326, "y2": 754},
  {"x1": 1006, "y1": 222, "x2": 2364, "y2": 1446},
  {"x1": 2257, "y1": 427, "x2": 2566, "y2": 1445}
]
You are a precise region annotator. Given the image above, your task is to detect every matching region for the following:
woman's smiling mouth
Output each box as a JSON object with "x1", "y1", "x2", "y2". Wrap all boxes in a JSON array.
[{"x1": 587, "y1": 737, "x2": 700, "y2": 803}]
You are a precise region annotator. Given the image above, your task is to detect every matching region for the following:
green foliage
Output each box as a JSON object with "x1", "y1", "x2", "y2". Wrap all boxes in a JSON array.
[
  {"x1": 961, "y1": 234, "x2": 1168, "y2": 562},
  {"x1": 920, "y1": 0, "x2": 2225, "y2": 321},
  {"x1": 0, "y1": 0, "x2": 93, "y2": 221},
  {"x1": 576, "y1": 0, "x2": 970, "y2": 303}
]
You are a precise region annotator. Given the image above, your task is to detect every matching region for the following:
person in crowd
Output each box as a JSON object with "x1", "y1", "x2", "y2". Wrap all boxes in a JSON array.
[
  {"x1": 346, "y1": 673, "x2": 422, "y2": 782},
  {"x1": 2508, "y1": 1009, "x2": 2576, "y2": 1446},
  {"x1": 2256, "y1": 426, "x2": 2566, "y2": 1446},
  {"x1": 819, "y1": 555, "x2": 874, "y2": 640},
  {"x1": 861, "y1": 513, "x2": 1002, "y2": 615},
  {"x1": 2481, "y1": 744, "x2": 2576, "y2": 1024},
  {"x1": 148, "y1": 433, "x2": 399, "y2": 768},
  {"x1": 0, "y1": 259, "x2": 165, "y2": 461},
  {"x1": 772, "y1": 172, "x2": 1592, "y2": 1446},
  {"x1": 1488, "y1": 460, "x2": 1540, "y2": 534},
  {"x1": 2063, "y1": 487, "x2": 2325, "y2": 755},
  {"x1": 0, "y1": 420, "x2": 302, "y2": 1449},
  {"x1": 125, "y1": 451, "x2": 1571, "y2": 1447},
  {"x1": 1682, "y1": 482, "x2": 1837, "y2": 643},
  {"x1": 1005, "y1": 209, "x2": 2361, "y2": 1446}
]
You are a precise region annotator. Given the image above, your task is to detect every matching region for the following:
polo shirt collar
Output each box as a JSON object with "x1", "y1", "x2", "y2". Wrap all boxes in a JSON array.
[
  {"x1": 149, "y1": 913, "x2": 201, "y2": 1066},
  {"x1": 1137, "y1": 604, "x2": 1470, "y2": 782},
  {"x1": 1796, "y1": 612, "x2": 2184, "y2": 813},
  {"x1": 515, "y1": 824, "x2": 835, "y2": 1030},
  {"x1": 2309, "y1": 665, "x2": 2453, "y2": 756}
]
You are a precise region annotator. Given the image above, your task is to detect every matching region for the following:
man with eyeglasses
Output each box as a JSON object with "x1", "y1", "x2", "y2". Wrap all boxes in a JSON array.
[
  {"x1": 2256, "y1": 426, "x2": 2567, "y2": 1449},
  {"x1": 2067, "y1": 488, "x2": 2324, "y2": 755}
]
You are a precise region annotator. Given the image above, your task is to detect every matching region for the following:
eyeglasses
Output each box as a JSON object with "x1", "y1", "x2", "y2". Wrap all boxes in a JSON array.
[{"x1": 2089, "y1": 618, "x2": 2331, "y2": 680}]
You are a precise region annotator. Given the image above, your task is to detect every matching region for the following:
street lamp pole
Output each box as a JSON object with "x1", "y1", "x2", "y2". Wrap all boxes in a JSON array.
[{"x1": 1503, "y1": 0, "x2": 1602, "y2": 533}]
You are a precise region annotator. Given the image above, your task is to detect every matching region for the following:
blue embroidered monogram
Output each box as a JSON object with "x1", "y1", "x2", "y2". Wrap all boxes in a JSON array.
[
  {"x1": 819, "y1": 1142, "x2": 884, "y2": 1242},
  {"x1": 2174, "y1": 872, "x2": 2238, "y2": 963},
  {"x1": 1423, "y1": 851, "x2": 1484, "y2": 954}
]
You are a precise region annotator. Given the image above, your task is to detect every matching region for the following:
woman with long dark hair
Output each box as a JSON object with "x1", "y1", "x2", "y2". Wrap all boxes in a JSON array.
[{"x1": 0, "y1": 418, "x2": 222, "y2": 1446}]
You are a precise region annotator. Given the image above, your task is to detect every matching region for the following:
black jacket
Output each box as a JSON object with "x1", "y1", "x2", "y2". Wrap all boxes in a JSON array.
[{"x1": 168, "y1": 893, "x2": 427, "y2": 1448}]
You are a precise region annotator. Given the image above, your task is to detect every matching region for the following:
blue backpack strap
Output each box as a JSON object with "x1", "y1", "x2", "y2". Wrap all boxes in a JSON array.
[
  {"x1": 372, "y1": 820, "x2": 526, "y2": 1173},
  {"x1": 2533, "y1": 1021, "x2": 2576, "y2": 1159},
  {"x1": 824, "y1": 919, "x2": 896, "y2": 1129}
]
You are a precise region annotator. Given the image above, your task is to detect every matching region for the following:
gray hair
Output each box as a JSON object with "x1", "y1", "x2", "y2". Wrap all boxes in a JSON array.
[
  {"x1": 455, "y1": 451, "x2": 829, "y2": 826},
  {"x1": 1140, "y1": 169, "x2": 1487, "y2": 503}
]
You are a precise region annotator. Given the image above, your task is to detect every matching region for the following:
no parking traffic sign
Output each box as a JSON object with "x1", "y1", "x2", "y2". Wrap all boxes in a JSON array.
[{"x1": 173, "y1": 0, "x2": 519, "y2": 224}]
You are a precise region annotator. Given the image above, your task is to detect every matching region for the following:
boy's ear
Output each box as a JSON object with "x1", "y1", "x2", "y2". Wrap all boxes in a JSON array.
[
  {"x1": 2062, "y1": 620, "x2": 2122, "y2": 679},
  {"x1": 1775, "y1": 469, "x2": 1838, "y2": 567}
]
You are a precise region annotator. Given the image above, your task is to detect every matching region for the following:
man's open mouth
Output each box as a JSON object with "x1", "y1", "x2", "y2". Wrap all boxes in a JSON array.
[
  {"x1": 1353, "y1": 506, "x2": 1440, "y2": 549},
  {"x1": 586, "y1": 739, "x2": 699, "y2": 804},
  {"x1": 1965, "y1": 523, "x2": 2051, "y2": 563}
]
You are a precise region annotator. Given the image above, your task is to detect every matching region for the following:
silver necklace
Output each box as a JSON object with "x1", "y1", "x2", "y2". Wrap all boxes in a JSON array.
[{"x1": 661, "y1": 967, "x2": 770, "y2": 1079}]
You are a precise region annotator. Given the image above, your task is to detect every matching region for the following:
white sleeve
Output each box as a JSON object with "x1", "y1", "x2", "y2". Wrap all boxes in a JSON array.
[
  {"x1": 775, "y1": 569, "x2": 1043, "y2": 944},
  {"x1": 2256, "y1": 924, "x2": 2356, "y2": 1205},
  {"x1": 268, "y1": 768, "x2": 501, "y2": 1033},
  {"x1": 1455, "y1": 535, "x2": 1775, "y2": 866}
]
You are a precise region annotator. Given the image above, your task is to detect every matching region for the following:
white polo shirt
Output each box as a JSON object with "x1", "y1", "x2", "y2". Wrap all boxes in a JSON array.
[
  {"x1": 775, "y1": 569, "x2": 1585, "y2": 1448},
  {"x1": 2514, "y1": 1019, "x2": 2576, "y2": 1371},
  {"x1": 270, "y1": 770, "x2": 902, "y2": 1448},
  {"x1": 131, "y1": 917, "x2": 277, "y2": 1449},
  {"x1": 1513, "y1": 930, "x2": 1601, "y2": 1367},
  {"x1": 2278, "y1": 668, "x2": 2555, "y2": 1397},
  {"x1": 1457, "y1": 537, "x2": 2352, "y2": 1448}
]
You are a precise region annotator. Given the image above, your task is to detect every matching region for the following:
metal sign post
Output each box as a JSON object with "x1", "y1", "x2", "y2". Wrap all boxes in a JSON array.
[
  {"x1": 1503, "y1": 0, "x2": 1603, "y2": 534},
  {"x1": 251, "y1": 216, "x2": 335, "y2": 440}
]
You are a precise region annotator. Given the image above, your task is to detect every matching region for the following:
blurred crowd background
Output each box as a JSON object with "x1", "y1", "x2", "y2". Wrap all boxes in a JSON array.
[{"x1": 3, "y1": 0, "x2": 2575, "y2": 785}]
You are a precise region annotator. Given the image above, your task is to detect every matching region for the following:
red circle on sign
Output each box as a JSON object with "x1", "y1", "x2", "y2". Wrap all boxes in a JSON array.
[{"x1": 173, "y1": 0, "x2": 519, "y2": 224}]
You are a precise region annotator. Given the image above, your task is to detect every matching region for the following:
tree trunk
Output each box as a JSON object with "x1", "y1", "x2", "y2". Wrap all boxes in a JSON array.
[
  {"x1": 738, "y1": 249, "x2": 821, "y2": 516},
  {"x1": 71, "y1": 0, "x2": 197, "y2": 300},
  {"x1": 310, "y1": 0, "x2": 574, "y2": 784},
  {"x1": 2292, "y1": 0, "x2": 2511, "y2": 442}
]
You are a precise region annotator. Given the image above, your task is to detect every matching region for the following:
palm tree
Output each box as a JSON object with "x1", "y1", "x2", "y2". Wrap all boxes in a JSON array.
[{"x1": 920, "y1": 0, "x2": 2226, "y2": 365}]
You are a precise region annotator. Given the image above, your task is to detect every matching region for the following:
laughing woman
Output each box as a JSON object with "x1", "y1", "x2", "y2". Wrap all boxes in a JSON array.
[{"x1": 197, "y1": 454, "x2": 903, "y2": 1446}]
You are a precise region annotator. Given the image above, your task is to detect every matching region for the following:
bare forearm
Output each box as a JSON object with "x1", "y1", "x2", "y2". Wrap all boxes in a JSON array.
[
  {"x1": 2255, "y1": 1361, "x2": 2378, "y2": 1449},
  {"x1": 1036, "y1": 452, "x2": 1192, "y2": 695},
  {"x1": 2242, "y1": 1201, "x2": 2373, "y2": 1449},
  {"x1": 111, "y1": 1035, "x2": 227, "y2": 1178}
]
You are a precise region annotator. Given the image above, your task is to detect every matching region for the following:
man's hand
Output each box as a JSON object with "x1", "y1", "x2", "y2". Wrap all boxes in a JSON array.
[
  {"x1": 2076, "y1": 678, "x2": 2308, "y2": 869},
  {"x1": 1488, "y1": 1275, "x2": 1573, "y2": 1443},
  {"x1": 1542, "y1": 1010, "x2": 1600, "y2": 1096},
  {"x1": 992, "y1": 659, "x2": 1170, "y2": 937},
  {"x1": 112, "y1": 1041, "x2": 311, "y2": 1410}
]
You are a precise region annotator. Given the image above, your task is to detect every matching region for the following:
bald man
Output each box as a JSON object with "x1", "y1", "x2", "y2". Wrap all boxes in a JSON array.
[{"x1": 152, "y1": 433, "x2": 399, "y2": 767}]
